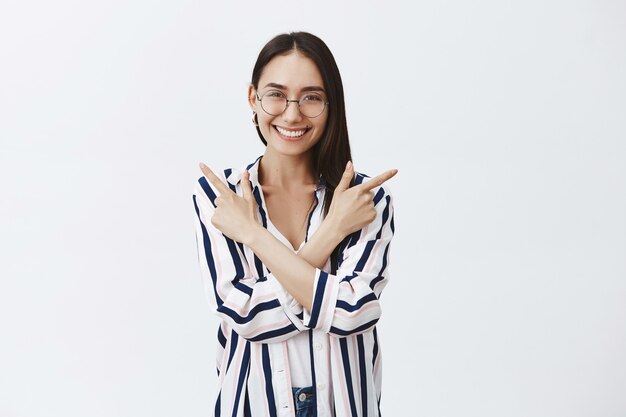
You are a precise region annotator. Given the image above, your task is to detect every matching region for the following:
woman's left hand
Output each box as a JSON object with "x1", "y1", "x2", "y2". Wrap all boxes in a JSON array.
[{"x1": 199, "y1": 162, "x2": 261, "y2": 245}]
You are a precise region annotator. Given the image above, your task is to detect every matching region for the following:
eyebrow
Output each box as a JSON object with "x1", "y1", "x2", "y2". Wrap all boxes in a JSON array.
[{"x1": 262, "y1": 82, "x2": 325, "y2": 93}]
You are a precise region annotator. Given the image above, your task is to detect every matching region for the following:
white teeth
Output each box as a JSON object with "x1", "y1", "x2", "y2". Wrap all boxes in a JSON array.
[{"x1": 275, "y1": 126, "x2": 307, "y2": 138}]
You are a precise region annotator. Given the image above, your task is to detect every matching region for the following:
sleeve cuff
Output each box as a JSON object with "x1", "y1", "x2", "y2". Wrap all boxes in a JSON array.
[
  {"x1": 303, "y1": 268, "x2": 340, "y2": 333},
  {"x1": 267, "y1": 272, "x2": 308, "y2": 331}
]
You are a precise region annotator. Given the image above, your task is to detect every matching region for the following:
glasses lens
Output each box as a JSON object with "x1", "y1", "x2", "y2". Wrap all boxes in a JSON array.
[
  {"x1": 261, "y1": 92, "x2": 287, "y2": 115},
  {"x1": 299, "y1": 94, "x2": 326, "y2": 118}
]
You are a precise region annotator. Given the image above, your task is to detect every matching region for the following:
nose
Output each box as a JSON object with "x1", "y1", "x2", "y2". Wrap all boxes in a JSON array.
[{"x1": 281, "y1": 99, "x2": 303, "y2": 123}]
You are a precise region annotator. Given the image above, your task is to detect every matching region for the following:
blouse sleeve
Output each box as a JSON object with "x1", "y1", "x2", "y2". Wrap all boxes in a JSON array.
[
  {"x1": 301, "y1": 179, "x2": 395, "y2": 337},
  {"x1": 192, "y1": 174, "x2": 307, "y2": 343}
]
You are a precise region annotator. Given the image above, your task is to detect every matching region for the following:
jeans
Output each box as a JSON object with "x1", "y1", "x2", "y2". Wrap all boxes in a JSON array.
[{"x1": 291, "y1": 386, "x2": 315, "y2": 417}]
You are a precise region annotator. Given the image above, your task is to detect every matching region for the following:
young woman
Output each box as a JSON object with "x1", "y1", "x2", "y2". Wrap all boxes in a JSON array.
[{"x1": 192, "y1": 31, "x2": 397, "y2": 417}]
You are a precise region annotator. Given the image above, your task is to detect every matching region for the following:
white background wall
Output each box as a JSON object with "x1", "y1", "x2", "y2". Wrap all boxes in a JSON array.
[{"x1": 1, "y1": 1, "x2": 625, "y2": 416}]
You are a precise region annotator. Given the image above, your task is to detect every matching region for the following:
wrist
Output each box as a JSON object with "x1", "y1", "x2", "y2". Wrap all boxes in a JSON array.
[
  {"x1": 321, "y1": 215, "x2": 346, "y2": 247},
  {"x1": 245, "y1": 223, "x2": 268, "y2": 248}
]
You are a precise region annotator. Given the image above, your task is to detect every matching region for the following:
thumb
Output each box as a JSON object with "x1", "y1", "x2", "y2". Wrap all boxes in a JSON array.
[
  {"x1": 241, "y1": 170, "x2": 253, "y2": 200},
  {"x1": 335, "y1": 160, "x2": 353, "y2": 193}
]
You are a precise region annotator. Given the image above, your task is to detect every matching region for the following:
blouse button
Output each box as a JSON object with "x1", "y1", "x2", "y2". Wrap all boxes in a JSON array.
[
  {"x1": 314, "y1": 343, "x2": 323, "y2": 351},
  {"x1": 318, "y1": 383, "x2": 326, "y2": 390}
]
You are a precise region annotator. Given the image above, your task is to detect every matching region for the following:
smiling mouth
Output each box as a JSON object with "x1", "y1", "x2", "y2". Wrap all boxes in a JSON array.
[{"x1": 273, "y1": 125, "x2": 310, "y2": 138}]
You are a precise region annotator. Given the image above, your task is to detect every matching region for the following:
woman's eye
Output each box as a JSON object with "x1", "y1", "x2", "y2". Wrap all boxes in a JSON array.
[
  {"x1": 302, "y1": 94, "x2": 323, "y2": 102},
  {"x1": 266, "y1": 91, "x2": 284, "y2": 98}
]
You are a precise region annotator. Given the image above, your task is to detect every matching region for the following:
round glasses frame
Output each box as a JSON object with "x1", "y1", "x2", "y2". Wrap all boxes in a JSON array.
[{"x1": 256, "y1": 92, "x2": 330, "y2": 118}]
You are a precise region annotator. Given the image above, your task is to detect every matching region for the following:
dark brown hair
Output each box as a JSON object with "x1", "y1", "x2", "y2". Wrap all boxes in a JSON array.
[{"x1": 250, "y1": 31, "x2": 353, "y2": 271}]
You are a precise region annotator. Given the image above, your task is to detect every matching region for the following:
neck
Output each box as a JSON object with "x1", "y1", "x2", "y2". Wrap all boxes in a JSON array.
[{"x1": 258, "y1": 148, "x2": 317, "y2": 192}]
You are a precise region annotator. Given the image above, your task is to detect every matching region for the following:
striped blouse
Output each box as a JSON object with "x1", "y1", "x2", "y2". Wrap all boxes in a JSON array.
[{"x1": 192, "y1": 154, "x2": 395, "y2": 417}]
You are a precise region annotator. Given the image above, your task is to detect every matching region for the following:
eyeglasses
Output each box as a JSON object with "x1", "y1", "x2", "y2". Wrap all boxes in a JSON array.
[{"x1": 256, "y1": 90, "x2": 329, "y2": 118}]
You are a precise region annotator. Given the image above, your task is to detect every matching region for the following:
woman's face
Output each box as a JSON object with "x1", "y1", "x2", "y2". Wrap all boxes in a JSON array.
[{"x1": 248, "y1": 51, "x2": 329, "y2": 157}]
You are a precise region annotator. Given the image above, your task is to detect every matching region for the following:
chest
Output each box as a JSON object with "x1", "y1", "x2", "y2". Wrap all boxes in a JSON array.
[{"x1": 261, "y1": 187, "x2": 318, "y2": 251}]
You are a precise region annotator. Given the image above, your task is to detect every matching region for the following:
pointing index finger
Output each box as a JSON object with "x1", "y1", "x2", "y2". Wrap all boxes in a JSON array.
[
  {"x1": 199, "y1": 162, "x2": 232, "y2": 196},
  {"x1": 357, "y1": 169, "x2": 398, "y2": 192}
]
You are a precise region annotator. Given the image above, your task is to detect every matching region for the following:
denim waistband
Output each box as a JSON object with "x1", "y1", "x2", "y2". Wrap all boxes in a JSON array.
[{"x1": 291, "y1": 386, "x2": 315, "y2": 411}]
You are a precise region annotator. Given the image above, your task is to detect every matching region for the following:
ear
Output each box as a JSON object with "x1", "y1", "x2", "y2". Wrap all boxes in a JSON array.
[{"x1": 247, "y1": 84, "x2": 257, "y2": 111}]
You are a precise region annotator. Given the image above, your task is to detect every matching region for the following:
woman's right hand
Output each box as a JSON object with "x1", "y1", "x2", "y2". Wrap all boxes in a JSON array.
[{"x1": 326, "y1": 161, "x2": 398, "y2": 239}]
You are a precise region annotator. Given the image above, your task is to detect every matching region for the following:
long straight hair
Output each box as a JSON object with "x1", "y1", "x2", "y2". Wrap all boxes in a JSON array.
[{"x1": 250, "y1": 31, "x2": 353, "y2": 272}]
